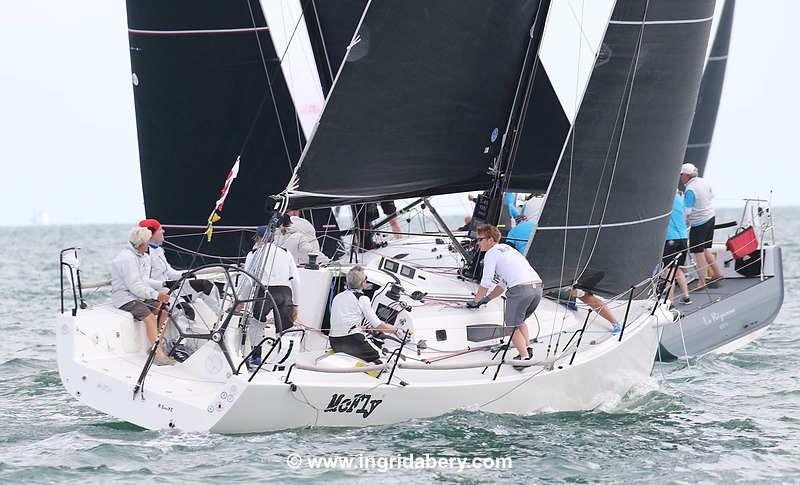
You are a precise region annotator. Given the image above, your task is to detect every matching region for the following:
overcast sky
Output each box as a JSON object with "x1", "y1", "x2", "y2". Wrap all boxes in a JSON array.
[{"x1": 1, "y1": 1, "x2": 797, "y2": 226}]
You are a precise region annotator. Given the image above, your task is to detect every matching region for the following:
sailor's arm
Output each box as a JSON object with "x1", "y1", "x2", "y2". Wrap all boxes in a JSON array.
[
  {"x1": 287, "y1": 252, "x2": 301, "y2": 305},
  {"x1": 683, "y1": 190, "x2": 696, "y2": 219},
  {"x1": 357, "y1": 295, "x2": 398, "y2": 334},
  {"x1": 119, "y1": 256, "x2": 159, "y2": 301},
  {"x1": 472, "y1": 250, "x2": 499, "y2": 304}
]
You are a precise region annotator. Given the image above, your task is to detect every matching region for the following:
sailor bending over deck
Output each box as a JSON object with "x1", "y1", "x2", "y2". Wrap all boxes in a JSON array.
[
  {"x1": 273, "y1": 213, "x2": 328, "y2": 266},
  {"x1": 468, "y1": 224, "x2": 542, "y2": 366},
  {"x1": 111, "y1": 227, "x2": 173, "y2": 365},
  {"x1": 329, "y1": 266, "x2": 403, "y2": 364}
]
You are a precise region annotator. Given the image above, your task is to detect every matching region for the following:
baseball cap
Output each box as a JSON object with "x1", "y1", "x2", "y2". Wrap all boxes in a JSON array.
[
  {"x1": 138, "y1": 218, "x2": 162, "y2": 232},
  {"x1": 680, "y1": 162, "x2": 698, "y2": 176}
]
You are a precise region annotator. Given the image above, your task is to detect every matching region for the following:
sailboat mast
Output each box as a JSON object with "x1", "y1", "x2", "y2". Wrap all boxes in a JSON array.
[{"x1": 485, "y1": 0, "x2": 553, "y2": 227}]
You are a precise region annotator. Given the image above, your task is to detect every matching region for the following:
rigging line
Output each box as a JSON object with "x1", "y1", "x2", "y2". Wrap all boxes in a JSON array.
[
  {"x1": 163, "y1": 240, "x2": 248, "y2": 261},
  {"x1": 310, "y1": 0, "x2": 335, "y2": 83},
  {"x1": 573, "y1": 0, "x2": 651, "y2": 286},
  {"x1": 244, "y1": 0, "x2": 294, "y2": 171},
  {"x1": 495, "y1": 0, "x2": 552, "y2": 203}
]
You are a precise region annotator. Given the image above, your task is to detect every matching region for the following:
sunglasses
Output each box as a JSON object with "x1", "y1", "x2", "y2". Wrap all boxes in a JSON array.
[{"x1": 476, "y1": 237, "x2": 488, "y2": 242}]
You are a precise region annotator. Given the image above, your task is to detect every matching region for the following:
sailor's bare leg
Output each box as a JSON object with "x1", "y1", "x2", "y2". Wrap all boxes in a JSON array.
[
  {"x1": 389, "y1": 218, "x2": 402, "y2": 239},
  {"x1": 516, "y1": 323, "x2": 530, "y2": 350},
  {"x1": 693, "y1": 251, "x2": 709, "y2": 287},
  {"x1": 578, "y1": 293, "x2": 617, "y2": 326},
  {"x1": 143, "y1": 313, "x2": 168, "y2": 359},
  {"x1": 704, "y1": 248, "x2": 723, "y2": 280},
  {"x1": 511, "y1": 324, "x2": 530, "y2": 358},
  {"x1": 675, "y1": 268, "x2": 690, "y2": 300}
]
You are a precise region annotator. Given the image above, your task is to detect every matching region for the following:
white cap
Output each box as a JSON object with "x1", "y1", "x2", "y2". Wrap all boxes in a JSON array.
[{"x1": 680, "y1": 162, "x2": 698, "y2": 176}]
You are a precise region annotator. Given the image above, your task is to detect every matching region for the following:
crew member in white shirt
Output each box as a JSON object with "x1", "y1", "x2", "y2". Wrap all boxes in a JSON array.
[
  {"x1": 238, "y1": 225, "x2": 302, "y2": 369},
  {"x1": 239, "y1": 225, "x2": 301, "y2": 333},
  {"x1": 329, "y1": 266, "x2": 402, "y2": 363},
  {"x1": 468, "y1": 224, "x2": 542, "y2": 366},
  {"x1": 273, "y1": 213, "x2": 328, "y2": 266},
  {"x1": 680, "y1": 162, "x2": 723, "y2": 289}
]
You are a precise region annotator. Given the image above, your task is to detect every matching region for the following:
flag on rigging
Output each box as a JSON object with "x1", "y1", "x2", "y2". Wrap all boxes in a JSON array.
[{"x1": 205, "y1": 156, "x2": 240, "y2": 242}]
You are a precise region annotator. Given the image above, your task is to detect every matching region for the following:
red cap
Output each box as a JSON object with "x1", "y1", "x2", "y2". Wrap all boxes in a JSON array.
[{"x1": 138, "y1": 218, "x2": 162, "y2": 232}]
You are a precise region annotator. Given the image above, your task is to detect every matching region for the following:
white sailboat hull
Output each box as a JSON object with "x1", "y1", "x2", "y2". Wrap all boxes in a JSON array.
[{"x1": 56, "y1": 299, "x2": 668, "y2": 433}]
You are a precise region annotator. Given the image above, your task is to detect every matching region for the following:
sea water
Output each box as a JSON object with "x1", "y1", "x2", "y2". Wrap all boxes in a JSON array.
[{"x1": 0, "y1": 208, "x2": 797, "y2": 483}]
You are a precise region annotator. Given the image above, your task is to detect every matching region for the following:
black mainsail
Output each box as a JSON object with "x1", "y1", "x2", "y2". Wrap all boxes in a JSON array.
[
  {"x1": 302, "y1": 0, "x2": 368, "y2": 94},
  {"x1": 527, "y1": 0, "x2": 717, "y2": 296},
  {"x1": 684, "y1": 0, "x2": 736, "y2": 175},
  {"x1": 127, "y1": 1, "x2": 303, "y2": 264},
  {"x1": 283, "y1": 1, "x2": 554, "y2": 210}
]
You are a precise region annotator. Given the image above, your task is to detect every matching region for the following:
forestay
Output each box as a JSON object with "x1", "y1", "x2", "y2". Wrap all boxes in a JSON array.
[{"x1": 527, "y1": 0, "x2": 717, "y2": 296}]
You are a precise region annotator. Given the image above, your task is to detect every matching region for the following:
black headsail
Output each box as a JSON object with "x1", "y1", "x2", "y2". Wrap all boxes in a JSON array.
[
  {"x1": 684, "y1": 0, "x2": 736, "y2": 175},
  {"x1": 282, "y1": 1, "x2": 554, "y2": 211},
  {"x1": 527, "y1": 0, "x2": 716, "y2": 296},
  {"x1": 127, "y1": 1, "x2": 303, "y2": 265}
]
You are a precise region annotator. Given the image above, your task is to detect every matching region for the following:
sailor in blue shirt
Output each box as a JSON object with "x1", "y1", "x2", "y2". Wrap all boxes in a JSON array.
[
  {"x1": 662, "y1": 192, "x2": 691, "y2": 304},
  {"x1": 506, "y1": 220, "x2": 536, "y2": 253}
]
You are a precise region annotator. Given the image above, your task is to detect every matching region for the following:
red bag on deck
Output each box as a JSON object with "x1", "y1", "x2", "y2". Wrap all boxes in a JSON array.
[{"x1": 726, "y1": 226, "x2": 759, "y2": 259}]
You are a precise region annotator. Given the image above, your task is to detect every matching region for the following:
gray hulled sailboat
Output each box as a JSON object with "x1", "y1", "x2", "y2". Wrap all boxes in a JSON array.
[{"x1": 658, "y1": 0, "x2": 785, "y2": 360}]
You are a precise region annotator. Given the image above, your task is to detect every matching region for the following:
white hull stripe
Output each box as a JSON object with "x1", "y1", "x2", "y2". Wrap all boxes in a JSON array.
[
  {"x1": 707, "y1": 55, "x2": 729, "y2": 61},
  {"x1": 537, "y1": 211, "x2": 671, "y2": 231},
  {"x1": 128, "y1": 27, "x2": 270, "y2": 36},
  {"x1": 609, "y1": 16, "x2": 713, "y2": 26},
  {"x1": 686, "y1": 142, "x2": 711, "y2": 148}
]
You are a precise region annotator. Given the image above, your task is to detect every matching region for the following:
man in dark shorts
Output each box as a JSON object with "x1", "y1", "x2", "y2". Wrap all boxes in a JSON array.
[
  {"x1": 352, "y1": 201, "x2": 402, "y2": 251},
  {"x1": 680, "y1": 163, "x2": 723, "y2": 289},
  {"x1": 111, "y1": 227, "x2": 173, "y2": 365}
]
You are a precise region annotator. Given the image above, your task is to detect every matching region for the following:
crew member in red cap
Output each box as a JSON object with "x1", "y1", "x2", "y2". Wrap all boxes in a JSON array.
[{"x1": 139, "y1": 218, "x2": 221, "y2": 314}]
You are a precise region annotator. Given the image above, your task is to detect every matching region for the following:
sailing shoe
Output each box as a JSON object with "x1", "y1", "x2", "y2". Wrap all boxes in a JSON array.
[
  {"x1": 512, "y1": 352, "x2": 533, "y2": 371},
  {"x1": 246, "y1": 355, "x2": 263, "y2": 372},
  {"x1": 680, "y1": 297, "x2": 693, "y2": 305},
  {"x1": 610, "y1": 323, "x2": 622, "y2": 334}
]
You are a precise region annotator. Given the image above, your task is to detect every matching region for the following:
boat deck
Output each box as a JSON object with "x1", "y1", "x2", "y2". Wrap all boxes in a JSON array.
[{"x1": 678, "y1": 276, "x2": 770, "y2": 318}]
